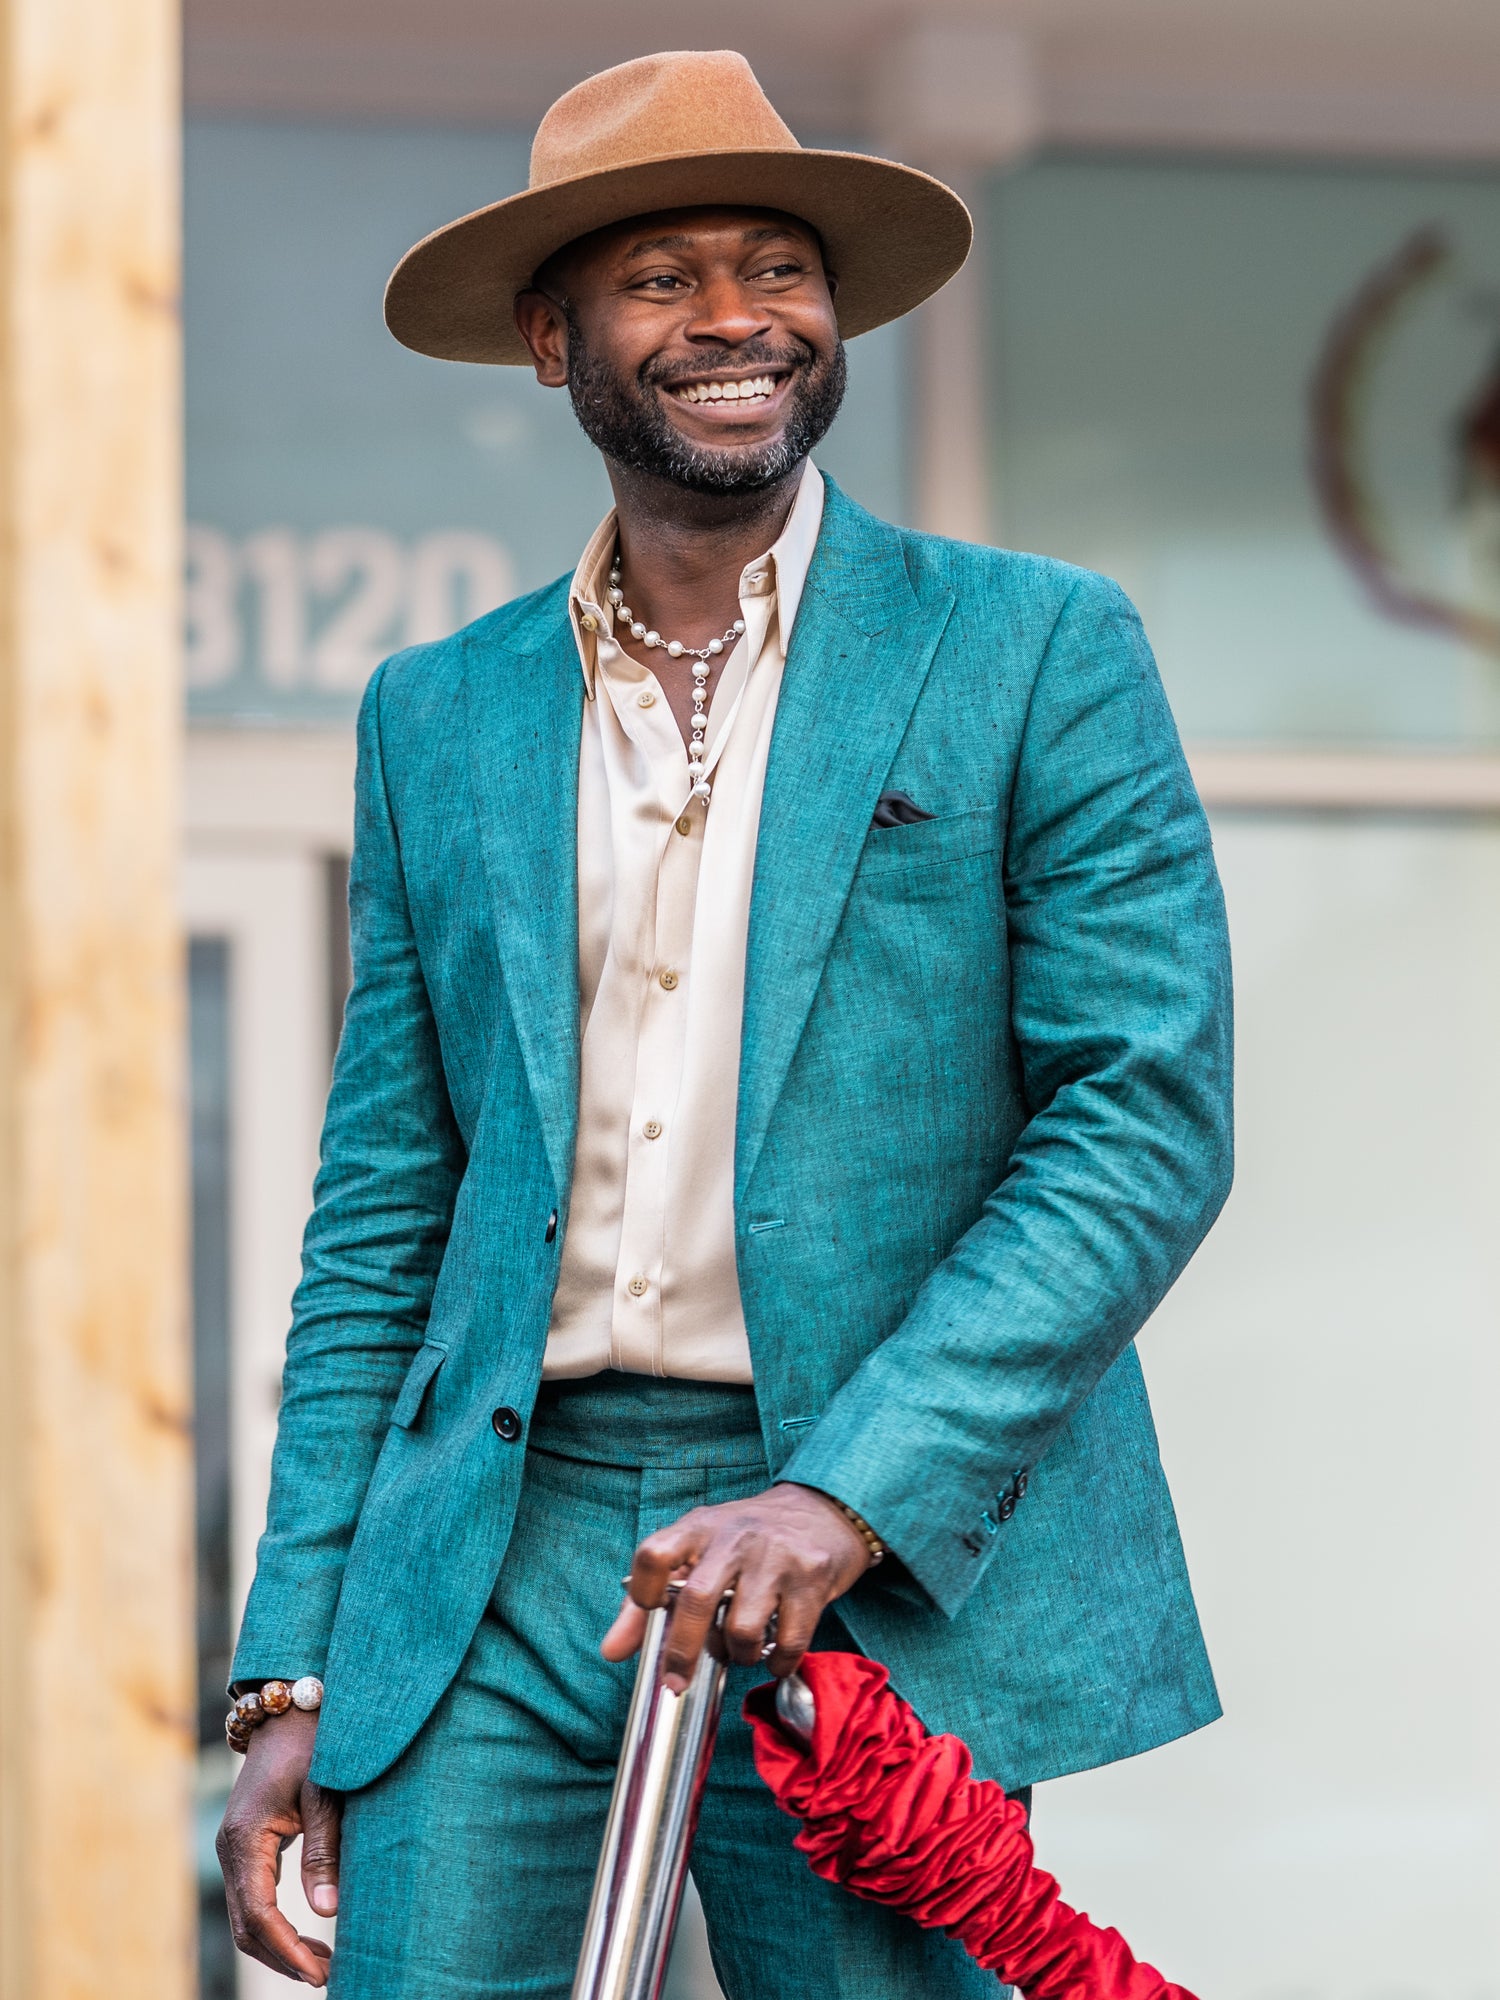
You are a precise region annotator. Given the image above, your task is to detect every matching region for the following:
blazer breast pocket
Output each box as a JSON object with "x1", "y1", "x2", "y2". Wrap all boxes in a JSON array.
[
  {"x1": 855, "y1": 806, "x2": 1001, "y2": 880},
  {"x1": 390, "y1": 1340, "x2": 448, "y2": 1430}
]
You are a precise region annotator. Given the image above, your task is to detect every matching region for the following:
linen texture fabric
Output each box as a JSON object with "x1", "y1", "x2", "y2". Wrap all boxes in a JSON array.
[
  {"x1": 232, "y1": 477, "x2": 1234, "y2": 1801},
  {"x1": 328, "y1": 1373, "x2": 1011, "y2": 1998}
]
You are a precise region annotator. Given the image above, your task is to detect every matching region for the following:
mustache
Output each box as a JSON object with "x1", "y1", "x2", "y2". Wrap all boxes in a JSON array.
[{"x1": 642, "y1": 339, "x2": 818, "y2": 390}]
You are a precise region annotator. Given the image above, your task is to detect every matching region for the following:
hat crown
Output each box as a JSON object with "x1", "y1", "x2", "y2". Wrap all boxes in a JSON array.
[{"x1": 530, "y1": 51, "x2": 801, "y2": 191}]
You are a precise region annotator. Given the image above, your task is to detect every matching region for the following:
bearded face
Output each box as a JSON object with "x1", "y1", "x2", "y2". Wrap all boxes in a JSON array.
[
  {"x1": 524, "y1": 207, "x2": 847, "y2": 496},
  {"x1": 563, "y1": 311, "x2": 848, "y2": 495}
]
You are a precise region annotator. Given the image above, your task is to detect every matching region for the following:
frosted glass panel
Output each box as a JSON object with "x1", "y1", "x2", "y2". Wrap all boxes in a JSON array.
[{"x1": 988, "y1": 158, "x2": 1500, "y2": 749}]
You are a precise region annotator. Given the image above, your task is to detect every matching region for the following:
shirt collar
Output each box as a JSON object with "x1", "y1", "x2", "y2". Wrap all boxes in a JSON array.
[{"x1": 568, "y1": 459, "x2": 825, "y2": 690}]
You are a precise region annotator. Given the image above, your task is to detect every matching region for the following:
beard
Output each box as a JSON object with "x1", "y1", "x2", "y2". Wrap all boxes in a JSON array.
[{"x1": 563, "y1": 316, "x2": 848, "y2": 495}]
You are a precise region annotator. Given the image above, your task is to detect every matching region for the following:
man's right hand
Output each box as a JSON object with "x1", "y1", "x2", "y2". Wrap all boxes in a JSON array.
[{"x1": 217, "y1": 1706, "x2": 340, "y2": 1986}]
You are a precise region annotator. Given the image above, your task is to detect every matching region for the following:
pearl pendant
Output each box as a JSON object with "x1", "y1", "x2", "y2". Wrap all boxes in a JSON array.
[{"x1": 608, "y1": 554, "x2": 745, "y2": 671}]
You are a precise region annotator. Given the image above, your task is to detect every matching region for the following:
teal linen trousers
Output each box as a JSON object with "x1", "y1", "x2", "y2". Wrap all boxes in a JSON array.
[{"x1": 330, "y1": 1375, "x2": 1013, "y2": 1999}]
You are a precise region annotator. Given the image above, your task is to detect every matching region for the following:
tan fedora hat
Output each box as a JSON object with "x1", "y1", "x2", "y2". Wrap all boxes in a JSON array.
[{"x1": 385, "y1": 50, "x2": 972, "y2": 366}]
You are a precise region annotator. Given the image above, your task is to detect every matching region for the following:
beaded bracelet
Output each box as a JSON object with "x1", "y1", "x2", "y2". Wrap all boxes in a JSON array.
[
  {"x1": 225, "y1": 1676, "x2": 324, "y2": 1753},
  {"x1": 829, "y1": 1497, "x2": 886, "y2": 1567}
]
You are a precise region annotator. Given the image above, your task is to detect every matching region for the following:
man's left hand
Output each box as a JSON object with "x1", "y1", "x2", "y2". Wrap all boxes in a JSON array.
[{"x1": 601, "y1": 1483, "x2": 871, "y2": 1691}]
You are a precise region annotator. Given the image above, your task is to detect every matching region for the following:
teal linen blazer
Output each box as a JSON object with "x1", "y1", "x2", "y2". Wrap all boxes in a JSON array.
[{"x1": 233, "y1": 478, "x2": 1233, "y2": 1795}]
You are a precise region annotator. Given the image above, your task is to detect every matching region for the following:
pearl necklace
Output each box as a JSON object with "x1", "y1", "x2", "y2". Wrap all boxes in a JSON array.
[{"x1": 608, "y1": 555, "x2": 745, "y2": 800}]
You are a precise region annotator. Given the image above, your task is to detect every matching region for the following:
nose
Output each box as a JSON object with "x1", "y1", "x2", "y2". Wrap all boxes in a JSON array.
[{"x1": 683, "y1": 273, "x2": 773, "y2": 350}]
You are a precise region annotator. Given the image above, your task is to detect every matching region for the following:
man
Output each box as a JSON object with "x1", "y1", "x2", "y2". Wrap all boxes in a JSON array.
[{"x1": 218, "y1": 48, "x2": 1233, "y2": 2000}]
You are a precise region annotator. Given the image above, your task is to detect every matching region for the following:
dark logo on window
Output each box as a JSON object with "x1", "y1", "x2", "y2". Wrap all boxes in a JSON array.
[{"x1": 1310, "y1": 225, "x2": 1500, "y2": 659}]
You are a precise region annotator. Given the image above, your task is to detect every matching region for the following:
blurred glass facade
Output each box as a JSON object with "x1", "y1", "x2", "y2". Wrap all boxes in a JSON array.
[
  {"x1": 183, "y1": 113, "x2": 1500, "y2": 2000},
  {"x1": 184, "y1": 120, "x2": 907, "y2": 727}
]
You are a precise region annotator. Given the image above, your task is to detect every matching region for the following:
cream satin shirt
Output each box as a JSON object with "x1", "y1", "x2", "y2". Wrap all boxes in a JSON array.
[{"x1": 541, "y1": 460, "x2": 825, "y2": 1383}]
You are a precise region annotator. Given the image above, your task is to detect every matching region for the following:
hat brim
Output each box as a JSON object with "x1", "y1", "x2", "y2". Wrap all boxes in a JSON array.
[{"x1": 384, "y1": 149, "x2": 972, "y2": 365}]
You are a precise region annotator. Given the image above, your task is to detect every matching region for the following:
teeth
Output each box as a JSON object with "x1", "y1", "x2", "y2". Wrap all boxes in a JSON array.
[{"x1": 673, "y1": 376, "x2": 777, "y2": 405}]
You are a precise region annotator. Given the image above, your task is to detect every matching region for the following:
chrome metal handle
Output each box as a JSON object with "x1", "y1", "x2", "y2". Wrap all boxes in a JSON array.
[
  {"x1": 774, "y1": 1670, "x2": 816, "y2": 1749},
  {"x1": 571, "y1": 1597, "x2": 731, "y2": 2000}
]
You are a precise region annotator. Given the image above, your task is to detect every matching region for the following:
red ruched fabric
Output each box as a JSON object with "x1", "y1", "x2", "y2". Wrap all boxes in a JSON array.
[{"x1": 745, "y1": 1653, "x2": 1197, "y2": 1999}]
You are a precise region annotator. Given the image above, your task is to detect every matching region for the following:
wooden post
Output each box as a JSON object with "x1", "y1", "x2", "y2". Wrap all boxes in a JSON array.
[{"x1": 0, "y1": 1, "x2": 190, "y2": 1997}]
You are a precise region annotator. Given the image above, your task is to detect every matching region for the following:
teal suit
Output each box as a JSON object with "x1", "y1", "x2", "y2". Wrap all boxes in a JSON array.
[{"x1": 234, "y1": 479, "x2": 1232, "y2": 1817}]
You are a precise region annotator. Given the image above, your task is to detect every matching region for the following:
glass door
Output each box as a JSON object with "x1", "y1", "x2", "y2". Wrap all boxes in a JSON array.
[{"x1": 184, "y1": 844, "x2": 340, "y2": 1999}]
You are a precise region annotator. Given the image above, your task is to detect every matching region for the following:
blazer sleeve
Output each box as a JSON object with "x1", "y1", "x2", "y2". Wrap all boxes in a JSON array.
[
  {"x1": 779, "y1": 572, "x2": 1234, "y2": 1617},
  {"x1": 230, "y1": 660, "x2": 467, "y2": 1684}
]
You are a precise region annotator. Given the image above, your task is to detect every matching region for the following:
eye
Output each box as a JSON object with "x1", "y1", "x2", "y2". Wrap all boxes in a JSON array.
[
  {"x1": 754, "y1": 259, "x2": 807, "y2": 283},
  {"x1": 633, "y1": 271, "x2": 689, "y2": 293}
]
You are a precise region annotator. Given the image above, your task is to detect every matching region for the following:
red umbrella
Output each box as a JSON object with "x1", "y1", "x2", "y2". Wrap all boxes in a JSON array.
[{"x1": 745, "y1": 1652, "x2": 1198, "y2": 2000}]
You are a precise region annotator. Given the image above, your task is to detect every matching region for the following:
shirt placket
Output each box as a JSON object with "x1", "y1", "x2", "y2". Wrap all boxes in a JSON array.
[
  {"x1": 615, "y1": 796, "x2": 700, "y2": 1370},
  {"x1": 586, "y1": 621, "x2": 691, "y2": 1373},
  {"x1": 678, "y1": 562, "x2": 777, "y2": 813},
  {"x1": 596, "y1": 570, "x2": 775, "y2": 1374}
]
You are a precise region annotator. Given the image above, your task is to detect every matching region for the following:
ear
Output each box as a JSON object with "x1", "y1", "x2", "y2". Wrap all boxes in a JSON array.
[{"x1": 513, "y1": 288, "x2": 570, "y2": 387}]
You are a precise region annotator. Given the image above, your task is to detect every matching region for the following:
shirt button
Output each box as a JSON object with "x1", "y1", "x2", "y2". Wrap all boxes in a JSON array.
[
  {"x1": 580, "y1": 613, "x2": 598, "y2": 633},
  {"x1": 643, "y1": 1120, "x2": 662, "y2": 1140},
  {"x1": 675, "y1": 815, "x2": 692, "y2": 836},
  {"x1": 491, "y1": 1406, "x2": 522, "y2": 1441},
  {"x1": 637, "y1": 689, "x2": 656, "y2": 707},
  {"x1": 628, "y1": 1274, "x2": 649, "y2": 1297},
  {"x1": 658, "y1": 968, "x2": 679, "y2": 991}
]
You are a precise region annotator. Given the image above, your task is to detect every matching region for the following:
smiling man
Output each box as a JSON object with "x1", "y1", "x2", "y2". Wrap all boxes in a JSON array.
[{"x1": 217, "y1": 49, "x2": 1234, "y2": 2000}]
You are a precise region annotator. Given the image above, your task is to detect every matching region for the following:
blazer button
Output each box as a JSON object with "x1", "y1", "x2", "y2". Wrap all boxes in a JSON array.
[
  {"x1": 545, "y1": 1209, "x2": 558, "y2": 1243},
  {"x1": 491, "y1": 1406, "x2": 522, "y2": 1442},
  {"x1": 997, "y1": 1494, "x2": 1016, "y2": 1523},
  {"x1": 1013, "y1": 1470, "x2": 1029, "y2": 1500}
]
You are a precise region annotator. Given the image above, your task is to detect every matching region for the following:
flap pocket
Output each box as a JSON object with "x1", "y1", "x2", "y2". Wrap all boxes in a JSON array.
[
  {"x1": 857, "y1": 806, "x2": 999, "y2": 877},
  {"x1": 390, "y1": 1341, "x2": 448, "y2": 1430}
]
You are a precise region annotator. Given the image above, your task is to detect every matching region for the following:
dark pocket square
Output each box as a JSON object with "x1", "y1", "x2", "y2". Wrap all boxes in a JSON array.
[{"x1": 872, "y1": 790, "x2": 936, "y2": 828}]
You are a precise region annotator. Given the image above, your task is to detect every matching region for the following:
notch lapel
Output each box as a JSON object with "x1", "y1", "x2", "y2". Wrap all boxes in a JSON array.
[
  {"x1": 737, "y1": 484, "x2": 955, "y2": 1198},
  {"x1": 461, "y1": 596, "x2": 583, "y2": 1201}
]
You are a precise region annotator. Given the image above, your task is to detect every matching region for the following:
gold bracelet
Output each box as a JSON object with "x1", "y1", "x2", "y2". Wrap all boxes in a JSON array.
[{"x1": 829, "y1": 1497, "x2": 885, "y2": 1566}]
